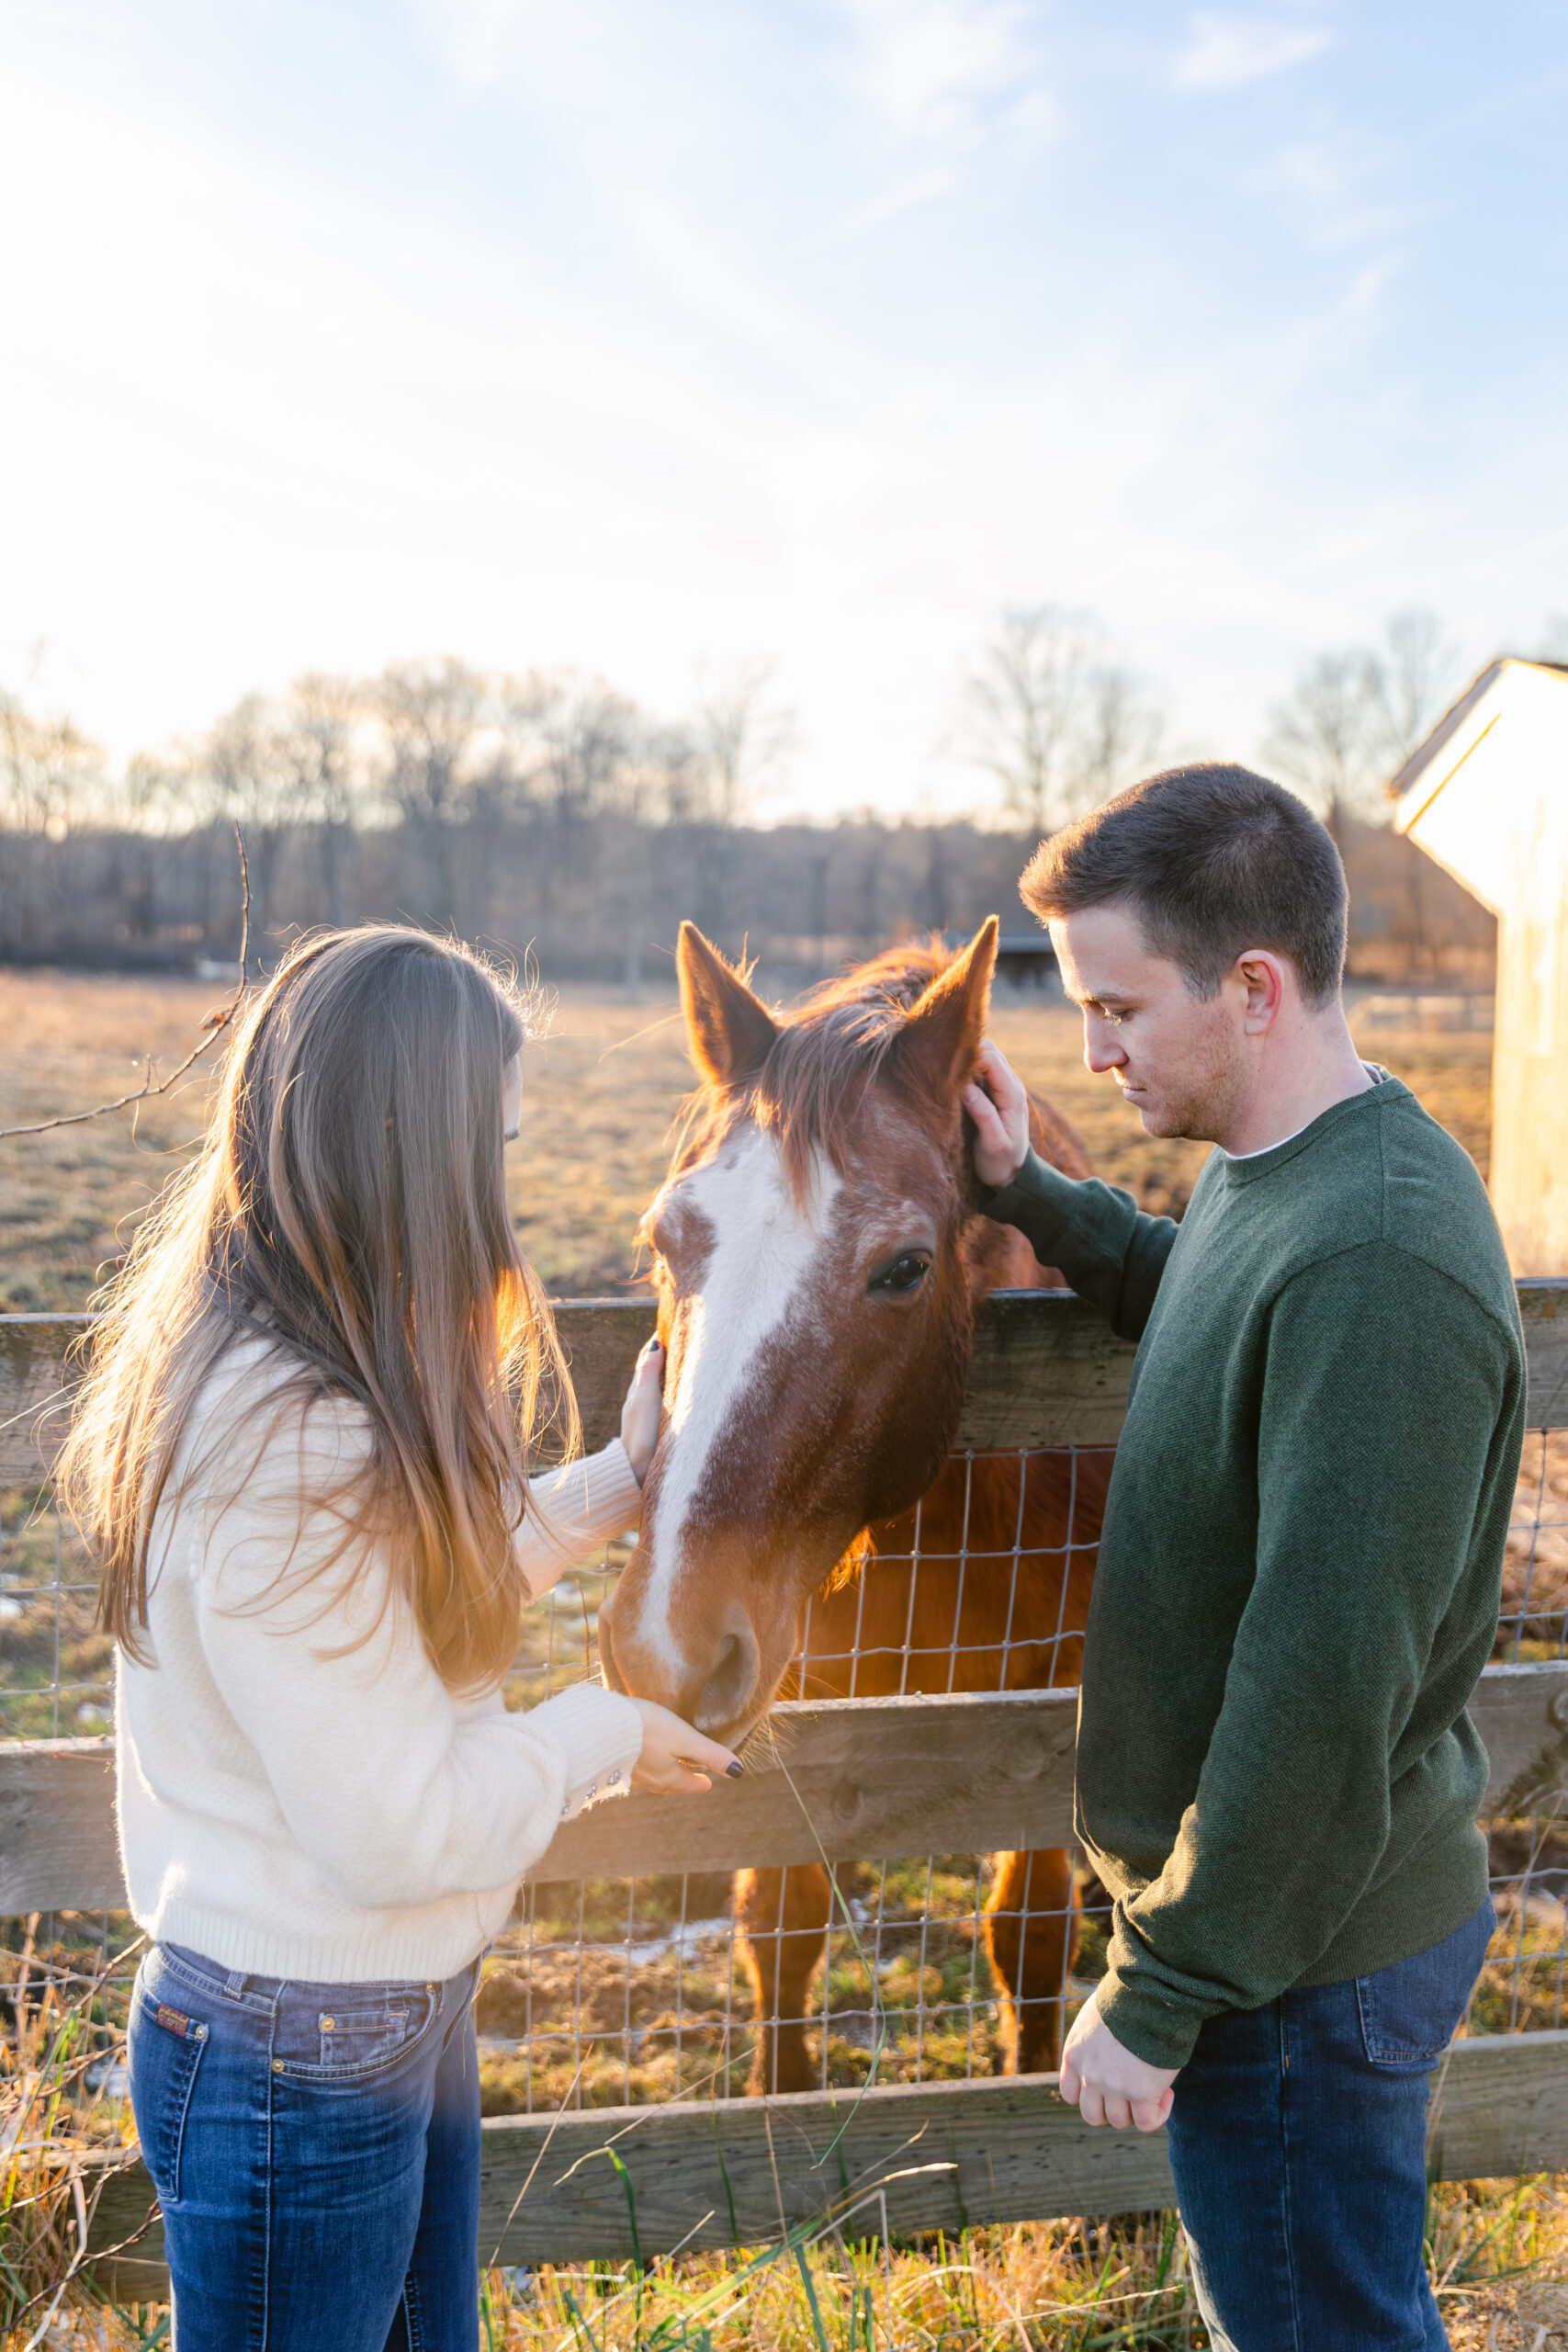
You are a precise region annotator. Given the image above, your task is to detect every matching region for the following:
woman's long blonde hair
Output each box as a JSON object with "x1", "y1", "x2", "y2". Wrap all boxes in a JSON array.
[{"x1": 58, "y1": 925, "x2": 577, "y2": 1692}]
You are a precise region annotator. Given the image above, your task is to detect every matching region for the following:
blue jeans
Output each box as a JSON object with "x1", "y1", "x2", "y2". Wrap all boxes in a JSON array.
[
  {"x1": 127, "y1": 1941, "x2": 483, "y2": 2351},
  {"x1": 1166, "y1": 1898, "x2": 1495, "y2": 2352}
]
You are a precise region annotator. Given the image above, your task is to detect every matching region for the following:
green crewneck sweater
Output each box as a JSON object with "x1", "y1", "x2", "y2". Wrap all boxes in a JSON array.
[{"x1": 984, "y1": 1075, "x2": 1526, "y2": 2071}]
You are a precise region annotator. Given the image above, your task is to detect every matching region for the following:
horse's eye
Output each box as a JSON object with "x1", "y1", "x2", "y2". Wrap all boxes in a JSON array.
[{"x1": 870, "y1": 1251, "x2": 931, "y2": 1295}]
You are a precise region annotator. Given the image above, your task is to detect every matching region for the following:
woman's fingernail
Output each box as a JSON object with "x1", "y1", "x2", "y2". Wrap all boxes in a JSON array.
[{"x1": 726, "y1": 1760, "x2": 744, "y2": 1779}]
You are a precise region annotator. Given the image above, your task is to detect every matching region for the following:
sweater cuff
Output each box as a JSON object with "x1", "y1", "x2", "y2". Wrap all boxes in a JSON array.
[
  {"x1": 980, "y1": 1147, "x2": 1081, "y2": 1245},
  {"x1": 1092, "y1": 1966, "x2": 1207, "y2": 2073},
  {"x1": 525, "y1": 1681, "x2": 645, "y2": 1824}
]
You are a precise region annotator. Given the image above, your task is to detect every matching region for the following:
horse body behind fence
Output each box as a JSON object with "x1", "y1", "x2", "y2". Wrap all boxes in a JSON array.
[
  {"x1": 601, "y1": 920, "x2": 1116, "y2": 2089},
  {"x1": 738, "y1": 1440, "x2": 1114, "y2": 2091}
]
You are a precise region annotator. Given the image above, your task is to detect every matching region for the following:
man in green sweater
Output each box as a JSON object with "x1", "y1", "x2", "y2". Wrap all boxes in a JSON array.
[{"x1": 964, "y1": 763, "x2": 1524, "y2": 2351}]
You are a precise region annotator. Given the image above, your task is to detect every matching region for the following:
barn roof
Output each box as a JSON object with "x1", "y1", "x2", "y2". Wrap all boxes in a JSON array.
[{"x1": 1388, "y1": 657, "x2": 1568, "y2": 808}]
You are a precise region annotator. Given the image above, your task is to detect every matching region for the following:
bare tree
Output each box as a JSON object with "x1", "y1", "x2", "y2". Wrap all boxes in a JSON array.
[
  {"x1": 1262, "y1": 651, "x2": 1383, "y2": 837},
  {"x1": 1363, "y1": 608, "x2": 1460, "y2": 769},
  {"x1": 110, "y1": 754, "x2": 188, "y2": 943},
  {"x1": 0, "y1": 693, "x2": 103, "y2": 958},
  {"x1": 966, "y1": 607, "x2": 1096, "y2": 833},
  {"x1": 204, "y1": 695, "x2": 299, "y2": 946},
  {"x1": 1265, "y1": 609, "x2": 1461, "y2": 833},
  {"x1": 639, "y1": 722, "x2": 709, "y2": 827},
  {"x1": 284, "y1": 673, "x2": 364, "y2": 926},
  {"x1": 965, "y1": 611, "x2": 1167, "y2": 831},
  {"x1": 1066, "y1": 663, "x2": 1167, "y2": 816},
  {"x1": 531, "y1": 675, "x2": 639, "y2": 827},
  {"x1": 375, "y1": 657, "x2": 487, "y2": 925},
  {"x1": 694, "y1": 661, "x2": 795, "y2": 825}
]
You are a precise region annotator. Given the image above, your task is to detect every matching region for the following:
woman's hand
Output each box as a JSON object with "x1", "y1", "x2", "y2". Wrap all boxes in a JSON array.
[
  {"x1": 961, "y1": 1041, "x2": 1032, "y2": 1191},
  {"x1": 619, "y1": 1337, "x2": 665, "y2": 1487},
  {"x1": 628, "y1": 1697, "x2": 743, "y2": 1794}
]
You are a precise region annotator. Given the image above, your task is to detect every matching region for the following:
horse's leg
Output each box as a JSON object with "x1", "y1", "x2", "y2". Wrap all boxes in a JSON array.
[
  {"x1": 736, "y1": 1862, "x2": 832, "y2": 2096},
  {"x1": 984, "y1": 1847, "x2": 1079, "y2": 2074}
]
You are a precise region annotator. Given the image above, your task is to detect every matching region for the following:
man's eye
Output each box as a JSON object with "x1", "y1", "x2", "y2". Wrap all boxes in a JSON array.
[{"x1": 869, "y1": 1251, "x2": 931, "y2": 1295}]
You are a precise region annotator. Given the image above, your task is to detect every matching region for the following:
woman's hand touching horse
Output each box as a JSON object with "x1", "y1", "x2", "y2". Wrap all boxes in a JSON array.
[
  {"x1": 963, "y1": 1041, "x2": 1031, "y2": 1190},
  {"x1": 620, "y1": 1336, "x2": 665, "y2": 1485},
  {"x1": 627, "y1": 1699, "x2": 743, "y2": 1794}
]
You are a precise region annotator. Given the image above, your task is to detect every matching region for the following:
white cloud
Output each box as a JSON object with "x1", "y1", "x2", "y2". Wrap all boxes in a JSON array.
[
  {"x1": 829, "y1": 0, "x2": 1056, "y2": 233},
  {"x1": 1174, "y1": 11, "x2": 1335, "y2": 95},
  {"x1": 841, "y1": 0, "x2": 1059, "y2": 185},
  {"x1": 841, "y1": 0, "x2": 1037, "y2": 150}
]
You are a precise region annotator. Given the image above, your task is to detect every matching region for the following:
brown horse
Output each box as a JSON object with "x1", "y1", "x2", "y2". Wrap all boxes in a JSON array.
[{"x1": 598, "y1": 918, "x2": 1113, "y2": 2090}]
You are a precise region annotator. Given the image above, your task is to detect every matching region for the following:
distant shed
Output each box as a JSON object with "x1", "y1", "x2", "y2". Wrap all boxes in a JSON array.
[{"x1": 1391, "y1": 658, "x2": 1568, "y2": 1273}]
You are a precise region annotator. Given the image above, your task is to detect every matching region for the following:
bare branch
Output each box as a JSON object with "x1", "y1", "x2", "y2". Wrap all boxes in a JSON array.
[{"x1": 0, "y1": 824, "x2": 251, "y2": 1139}]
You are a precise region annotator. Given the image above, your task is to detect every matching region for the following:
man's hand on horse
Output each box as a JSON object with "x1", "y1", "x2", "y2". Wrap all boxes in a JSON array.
[
  {"x1": 963, "y1": 1041, "x2": 1031, "y2": 1191},
  {"x1": 1059, "y1": 1990, "x2": 1178, "y2": 2133}
]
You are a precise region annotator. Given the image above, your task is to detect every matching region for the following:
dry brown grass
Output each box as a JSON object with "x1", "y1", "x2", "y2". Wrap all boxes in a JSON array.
[
  {"x1": 0, "y1": 970, "x2": 1538, "y2": 2346},
  {"x1": 0, "y1": 967, "x2": 1493, "y2": 1313},
  {"x1": 11, "y1": 2181, "x2": 1568, "y2": 2347}
]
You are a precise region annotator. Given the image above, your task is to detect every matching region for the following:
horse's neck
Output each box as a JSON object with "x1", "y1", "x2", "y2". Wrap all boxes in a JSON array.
[{"x1": 965, "y1": 1214, "x2": 1063, "y2": 1295}]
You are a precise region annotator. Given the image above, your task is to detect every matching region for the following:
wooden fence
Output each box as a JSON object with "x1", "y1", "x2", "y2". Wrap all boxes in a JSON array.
[{"x1": 4, "y1": 1285, "x2": 1568, "y2": 2289}]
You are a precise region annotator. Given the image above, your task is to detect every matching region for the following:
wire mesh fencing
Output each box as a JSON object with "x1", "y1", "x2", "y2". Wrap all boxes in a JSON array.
[
  {"x1": 2, "y1": 1404, "x2": 1568, "y2": 2118},
  {"x1": 1498, "y1": 1429, "x2": 1568, "y2": 1659}
]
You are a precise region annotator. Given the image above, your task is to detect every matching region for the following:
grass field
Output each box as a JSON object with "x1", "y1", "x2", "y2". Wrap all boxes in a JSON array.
[
  {"x1": 0, "y1": 967, "x2": 1493, "y2": 1314},
  {"x1": 2, "y1": 969, "x2": 1553, "y2": 2346}
]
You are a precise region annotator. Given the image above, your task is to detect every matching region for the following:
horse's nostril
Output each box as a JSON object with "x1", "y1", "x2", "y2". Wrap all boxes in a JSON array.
[{"x1": 696, "y1": 1628, "x2": 758, "y2": 1734}]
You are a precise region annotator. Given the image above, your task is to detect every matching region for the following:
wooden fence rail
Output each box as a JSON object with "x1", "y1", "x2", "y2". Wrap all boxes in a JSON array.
[
  {"x1": 6, "y1": 1281, "x2": 1566, "y2": 1482},
  {"x1": 81, "y1": 2030, "x2": 1568, "y2": 2293},
  {"x1": 6, "y1": 1663, "x2": 1568, "y2": 1916},
  {"x1": 1, "y1": 1288, "x2": 1565, "y2": 2281}
]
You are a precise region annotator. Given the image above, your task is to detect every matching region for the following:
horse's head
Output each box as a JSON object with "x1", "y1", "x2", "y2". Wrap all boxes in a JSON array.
[{"x1": 598, "y1": 918, "x2": 1001, "y2": 1743}]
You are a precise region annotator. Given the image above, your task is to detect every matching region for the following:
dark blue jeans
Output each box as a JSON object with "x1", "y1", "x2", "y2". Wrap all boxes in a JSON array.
[
  {"x1": 127, "y1": 1940, "x2": 483, "y2": 2352},
  {"x1": 1166, "y1": 1898, "x2": 1495, "y2": 2352}
]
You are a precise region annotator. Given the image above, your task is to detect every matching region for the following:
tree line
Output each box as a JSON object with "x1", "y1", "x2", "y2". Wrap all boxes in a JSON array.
[{"x1": 1, "y1": 606, "x2": 1535, "y2": 982}]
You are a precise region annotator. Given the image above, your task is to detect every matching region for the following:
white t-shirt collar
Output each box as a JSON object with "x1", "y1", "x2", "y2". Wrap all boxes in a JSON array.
[{"x1": 1223, "y1": 1066, "x2": 1385, "y2": 1162}]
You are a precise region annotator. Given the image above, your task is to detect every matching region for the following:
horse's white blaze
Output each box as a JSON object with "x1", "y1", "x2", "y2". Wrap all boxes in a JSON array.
[{"x1": 637, "y1": 1127, "x2": 839, "y2": 1679}]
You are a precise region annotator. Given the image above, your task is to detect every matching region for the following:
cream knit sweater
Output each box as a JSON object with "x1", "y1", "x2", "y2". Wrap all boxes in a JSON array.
[{"x1": 116, "y1": 1333, "x2": 646, "y2": 1984}]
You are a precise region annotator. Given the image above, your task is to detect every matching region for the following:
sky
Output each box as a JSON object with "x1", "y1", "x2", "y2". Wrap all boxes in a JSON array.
[{"x1": 3, "y1": 0, "x2": 1567, "y2": 820}]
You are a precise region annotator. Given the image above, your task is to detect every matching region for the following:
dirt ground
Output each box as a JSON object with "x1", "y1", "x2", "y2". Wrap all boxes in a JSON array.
[{"x1": 0, "y1": 967, "x2": 1494, "y2": 1313}]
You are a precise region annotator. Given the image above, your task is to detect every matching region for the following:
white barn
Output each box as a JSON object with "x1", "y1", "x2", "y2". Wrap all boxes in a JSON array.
[{"x1": 1391, "y1": 658, "x2": 1568, "y2": 1273}]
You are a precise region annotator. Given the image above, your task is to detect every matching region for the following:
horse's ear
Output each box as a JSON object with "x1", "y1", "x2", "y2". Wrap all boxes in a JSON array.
[
  {"x1": 677, "y1": 922, "x2": 779, "y2": 1091},
  {"x1": 891, "y1": 918, "x2": 998, "y2": 1102}
]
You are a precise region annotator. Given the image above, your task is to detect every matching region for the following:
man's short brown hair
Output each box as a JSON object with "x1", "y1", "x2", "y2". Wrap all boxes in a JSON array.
[{"x1": 1021, "y1": 763, "x2": 1348, "y2": 1005}]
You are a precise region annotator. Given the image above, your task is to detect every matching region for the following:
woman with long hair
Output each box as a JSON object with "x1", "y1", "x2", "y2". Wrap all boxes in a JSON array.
[{"x1": 60, "y1": 927, "x2": 737, "y2": 2349}]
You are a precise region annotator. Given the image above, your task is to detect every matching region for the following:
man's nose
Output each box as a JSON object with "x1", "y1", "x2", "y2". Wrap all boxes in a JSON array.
[{"x1": 1083, "y1": 1018, "x2": 1127, "y2": 1074}]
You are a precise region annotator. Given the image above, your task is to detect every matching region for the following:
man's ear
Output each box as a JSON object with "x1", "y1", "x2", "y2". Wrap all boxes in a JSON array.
[
  {"x1": 677, "y1": 922, "x2": 780, "y2": 1091},
  {"x1": 1235, "y1": 948, "x2": 1288, "y2": 1035},
  {"x1": 889, "y1": 918, "x2": 998, "y2": 1102}
]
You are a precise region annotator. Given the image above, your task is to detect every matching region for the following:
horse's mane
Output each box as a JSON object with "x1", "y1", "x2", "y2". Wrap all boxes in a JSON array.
[{"x1": 671, "y1": 936, "x2": 964, "y2": 1202}]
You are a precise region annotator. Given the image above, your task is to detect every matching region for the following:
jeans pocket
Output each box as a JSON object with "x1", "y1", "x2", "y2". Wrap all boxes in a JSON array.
[
  {"x1": 315, "y1": 2001, "x2": 417, "y2": 2070},
  {"x1": 127, "y1": 1960, "x2": 209, "y2": 2204},
  {"x1": 274, "y1": 1981, "x2": 440, "y2": 2083},
  {"x1": 1356, "y1": 1898, "x2": 1496, "y2": 2071}
]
